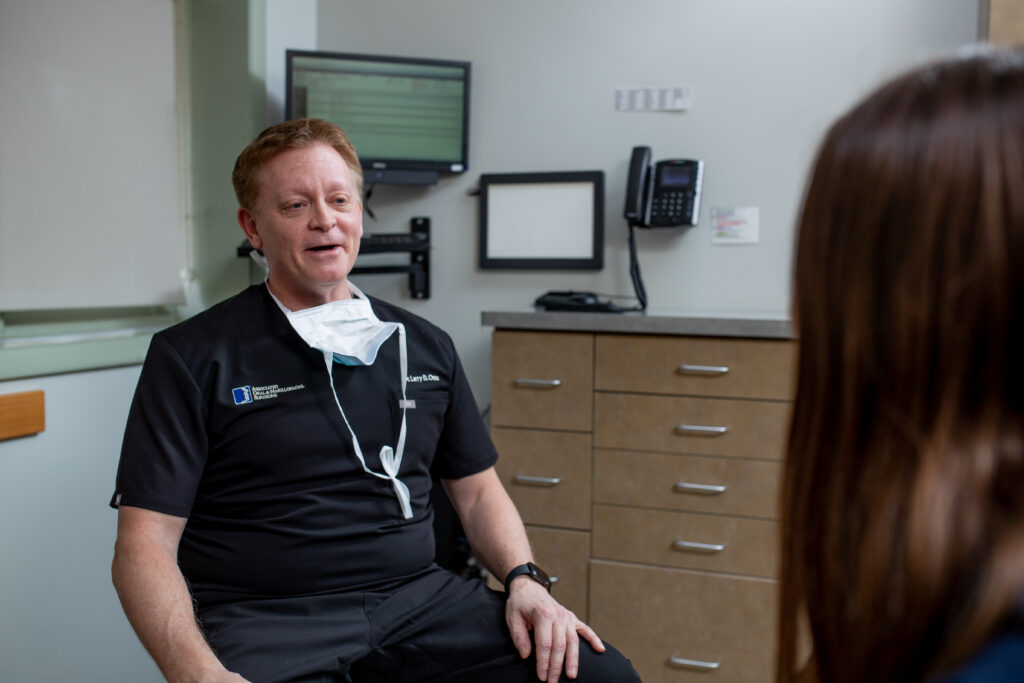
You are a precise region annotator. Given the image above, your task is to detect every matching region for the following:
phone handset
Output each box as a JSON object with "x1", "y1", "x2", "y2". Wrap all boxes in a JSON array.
[{"x1": 624, "y1": 146, "x2": 652, "y2": 226}]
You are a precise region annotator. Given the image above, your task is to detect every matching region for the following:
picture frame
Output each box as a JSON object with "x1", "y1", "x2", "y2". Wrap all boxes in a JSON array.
[{"x1": 477, "y1": 171, "x2": 604, "y2": 269}]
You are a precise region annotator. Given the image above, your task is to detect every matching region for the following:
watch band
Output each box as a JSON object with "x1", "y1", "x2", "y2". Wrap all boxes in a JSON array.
[{"x1": 504, "y1": 562, "x2": 551, "y2": 594}]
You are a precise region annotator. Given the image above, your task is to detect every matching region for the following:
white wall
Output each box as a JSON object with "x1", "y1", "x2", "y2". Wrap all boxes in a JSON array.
[
  {"x1": 264, "y1": 0, "x2": 317, "y2": 125},
  {"x1": 302, "y1": 0, "x2": 978, "y2": 407},
  {"x1": 0, "y1": 367, "x2": 160, "y2": 682}
]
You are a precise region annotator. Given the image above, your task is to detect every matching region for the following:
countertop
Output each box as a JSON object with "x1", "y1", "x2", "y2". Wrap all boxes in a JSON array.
[{"x1": 481, "y1": 309, "x2": 794, "y2": 339}]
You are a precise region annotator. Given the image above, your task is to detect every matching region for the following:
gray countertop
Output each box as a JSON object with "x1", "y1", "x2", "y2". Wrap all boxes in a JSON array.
[{"x1": 481, "y1": 309, "x2": 794, "y2": 339}]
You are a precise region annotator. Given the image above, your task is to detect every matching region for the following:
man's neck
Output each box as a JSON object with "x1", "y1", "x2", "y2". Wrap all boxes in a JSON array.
[{"x1": 266, "y1": 279, "x2": 354, "y2": 311}]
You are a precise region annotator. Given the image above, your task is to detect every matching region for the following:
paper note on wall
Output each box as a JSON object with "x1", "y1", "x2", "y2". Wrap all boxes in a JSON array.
[{"x1": 711, "y1": 206, "x2": 760, "y2": 245}]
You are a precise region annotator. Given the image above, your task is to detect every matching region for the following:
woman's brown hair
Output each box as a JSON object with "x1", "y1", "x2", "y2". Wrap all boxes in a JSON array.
[{"x1": 778, "y1": 47, "x2": 1024, "y2": 683}]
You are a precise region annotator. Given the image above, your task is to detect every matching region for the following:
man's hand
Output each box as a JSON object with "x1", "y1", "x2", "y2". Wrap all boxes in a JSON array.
[{"x1": 505, "y1": 577, "x2": 605, "y2": 682}]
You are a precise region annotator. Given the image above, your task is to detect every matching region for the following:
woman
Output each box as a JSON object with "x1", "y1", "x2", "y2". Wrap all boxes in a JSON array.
[{"x1": 777, "y1": 47, "x2": 1024, "y2": 683}]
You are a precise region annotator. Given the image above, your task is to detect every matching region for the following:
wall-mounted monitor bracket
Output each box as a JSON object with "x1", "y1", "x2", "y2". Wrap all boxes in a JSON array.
[{"x1": 355, "y1": 217, "x2": 431, "y2": 299}]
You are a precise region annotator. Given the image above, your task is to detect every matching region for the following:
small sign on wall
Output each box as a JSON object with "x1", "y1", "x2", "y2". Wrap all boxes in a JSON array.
[{"x1": 710, "y1": 206, "x2": 760, "y2": 245}]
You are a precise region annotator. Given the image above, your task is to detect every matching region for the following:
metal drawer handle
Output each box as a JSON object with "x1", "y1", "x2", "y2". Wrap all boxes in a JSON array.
[
  {"x1": 677, "y1": 364, "x2": 730, "y2": 376},
  {"x1": 675, "y1": 424, "x2": 728, "y2": 436},
  {"x1": 674, "y1": 481, "x2": 728, "y2": 495},
  {"x1": 513, "y1": 475, "x2": 563, "y2": 487},
  {"x1": 668, "y1": 655, "x2": 721, "y2": 671},
  {"x1": 514, "y1": 378, "x2": 563, "y2": 388},
  {"x1": 672, "y1": 539, "x2": 726, "y2": 554}
]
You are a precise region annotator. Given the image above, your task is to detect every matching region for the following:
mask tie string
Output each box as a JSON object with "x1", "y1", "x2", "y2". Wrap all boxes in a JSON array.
[{"x1": 322, "y1": 326, "x2": 412, "y2": 519}]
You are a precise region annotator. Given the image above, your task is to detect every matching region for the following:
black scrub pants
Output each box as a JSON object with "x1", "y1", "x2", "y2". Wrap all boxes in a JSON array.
[{"x1": 199, "y1": 566, "x2": 641, "y2": 683}]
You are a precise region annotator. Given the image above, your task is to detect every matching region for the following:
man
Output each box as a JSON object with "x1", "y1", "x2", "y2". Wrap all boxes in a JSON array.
[{"x1": 111, "y1": 118, "x2": 639, "y2": 683}]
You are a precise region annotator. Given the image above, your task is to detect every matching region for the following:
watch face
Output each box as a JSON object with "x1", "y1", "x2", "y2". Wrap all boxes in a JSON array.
[
  {"x1": 528, "y1": 562, "x2": 551, "y2": 588},
  {"x1": 505, "y1": 562, "x2": 552, "y2": 594}
]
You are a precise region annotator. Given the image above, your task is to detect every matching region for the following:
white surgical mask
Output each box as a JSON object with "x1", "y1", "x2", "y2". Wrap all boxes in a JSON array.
[
  {"x1": 270, "y1": 284, "x2": 413, "y2": 519},
  {"x1": 284, "y1": 295, "x2": 401, "y2": 367}
]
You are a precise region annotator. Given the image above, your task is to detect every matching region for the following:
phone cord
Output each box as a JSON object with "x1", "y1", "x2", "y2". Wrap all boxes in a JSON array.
[{"x1": 628, "y1": 224, "x2": 648, "y2": 311}]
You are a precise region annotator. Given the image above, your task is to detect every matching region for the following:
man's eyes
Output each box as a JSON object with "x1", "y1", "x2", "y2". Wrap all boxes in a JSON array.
[{"x1": 280, "y1": 196, "x2": 350, "y2": 212}]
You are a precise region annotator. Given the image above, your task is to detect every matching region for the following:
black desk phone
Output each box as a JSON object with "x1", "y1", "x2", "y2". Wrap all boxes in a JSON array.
[{"x1": 624, "y1": 146, "x2": 703, "y2": 227}]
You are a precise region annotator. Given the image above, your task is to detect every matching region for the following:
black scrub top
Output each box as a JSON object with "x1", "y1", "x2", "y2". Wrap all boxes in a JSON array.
[{"x1": 111, "y1": 285, "x2": 497, "y2": 604}]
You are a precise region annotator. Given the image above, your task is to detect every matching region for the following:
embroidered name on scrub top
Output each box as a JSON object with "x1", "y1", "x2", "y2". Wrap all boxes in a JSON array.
[{"x1": 271, "y1": 284, "x2": 414, "y2": 519}]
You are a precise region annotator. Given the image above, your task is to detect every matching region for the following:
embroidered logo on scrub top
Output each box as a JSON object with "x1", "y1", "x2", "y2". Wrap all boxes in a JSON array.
[
  {"x1": 406, "y1": 373, "x2": 440, "y2": 384},
  {"x1": 231, "y1": 383, "x2": 306, "y2": 405}
]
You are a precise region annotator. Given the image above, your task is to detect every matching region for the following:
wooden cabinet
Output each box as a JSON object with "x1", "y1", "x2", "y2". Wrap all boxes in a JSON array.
[
  {"x1": 590, "y1": 560, "x2": 777, "y2": 683},
  {"x1": 491, "y1": 327, "x2": 793, "y2": 681},
  {"x1": 491, "y1": 330, "x2": 595, "y2": 619},
  {"x1": 491, "y1": 330, "x2": 593, "y2": 432},
  {"x1": 595, "y1": 334, "x2": 793, "y2": 400},
  {"x1": 592, "y1": 505, "x2": 778, "y2": 577},
  {"x1": 594, "y1": 450, "x2": 782, "y2": 519},
  {"x1": 988, "y1": 0, "x2": 1024, "y2": 47},
  {"x1": 492, "y1": 427, "x2": 592, "y2": 530},
  {"x1": 594, "y1": 393, "x2": 790, "y2": 459},
  {"x1": 521, "y1": 526, "x2": 590, "y2": 619}
]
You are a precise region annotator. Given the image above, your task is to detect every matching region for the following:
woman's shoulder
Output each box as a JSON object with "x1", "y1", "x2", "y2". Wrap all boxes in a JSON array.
[{"x1": 936, "y1": 627, "x2": 1024, "y2": 683}]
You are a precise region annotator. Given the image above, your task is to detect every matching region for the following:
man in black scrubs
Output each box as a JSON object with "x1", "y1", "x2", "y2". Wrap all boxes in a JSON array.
[{"x1": 110, "y1": 118, "x2": 639, "y2": 683}]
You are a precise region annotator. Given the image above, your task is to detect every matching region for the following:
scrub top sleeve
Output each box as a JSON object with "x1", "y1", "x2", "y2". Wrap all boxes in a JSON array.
[
  {"x1": 432, "y1": 346, "x2": 499, "y2": 480},
  {"x1": 110, "y1": 333, "x2": 209, "y2": 518}
]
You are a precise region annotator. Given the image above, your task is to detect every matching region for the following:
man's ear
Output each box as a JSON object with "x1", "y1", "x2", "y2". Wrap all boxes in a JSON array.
[{"x1": 237, "y1": 208, "x2": 262, "y2": 250}]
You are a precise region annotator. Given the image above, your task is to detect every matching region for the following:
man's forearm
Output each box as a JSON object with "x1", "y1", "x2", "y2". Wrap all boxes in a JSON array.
[
  {"x1": 445, "y1": 468, "x2": 607, "y2": 682},
  {"x1": 444, "y1": 469, "x2": 534, "y2": 582},
  {"x1": 112, "y1": 532, "x2": 234, "y2": 681}
]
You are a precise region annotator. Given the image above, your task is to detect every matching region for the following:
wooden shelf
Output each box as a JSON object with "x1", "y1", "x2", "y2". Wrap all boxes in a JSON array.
[{"x1": 0, "y1": 390, "x2": 45, "y2": 441}]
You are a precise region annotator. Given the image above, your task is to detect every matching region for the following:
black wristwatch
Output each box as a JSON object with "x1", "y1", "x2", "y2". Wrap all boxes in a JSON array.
[{"x1": 504, "y1": 562, "x2": 552, "y2": 594}]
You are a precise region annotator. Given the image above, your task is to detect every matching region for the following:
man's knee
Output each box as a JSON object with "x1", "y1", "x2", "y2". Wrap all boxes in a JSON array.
[{"x1": 575, "y1": 640, "x2": 641, "y2": 683}]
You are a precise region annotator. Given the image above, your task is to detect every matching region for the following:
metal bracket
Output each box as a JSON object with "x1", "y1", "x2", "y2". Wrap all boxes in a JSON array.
[{"x1": 352, "y1": 217, "x2": 431, "y2": 299}]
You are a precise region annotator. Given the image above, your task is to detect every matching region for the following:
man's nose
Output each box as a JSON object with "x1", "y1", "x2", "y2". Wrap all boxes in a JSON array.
[{"x1": 309, "y1": 198, "x2": 335, "y2": 230}]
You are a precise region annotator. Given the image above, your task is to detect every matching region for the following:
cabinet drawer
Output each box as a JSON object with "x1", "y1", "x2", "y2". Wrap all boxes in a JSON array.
[
  {"x1": 492, "y1": 428, "x2": 592, "y2": 530},
  {"x1": 594, "y1": 393, "x2": 790, "y2": 460},
  {"x1": 596, "y1": 335, "x2": 794, "y2": 400},
  {"x1": 491, "y1": 330, "x2": 593, "y2": 431},
  {"x1": 593, "y1": 449, "x2": 780, "y2": 519},
  {"x1": 593, "y1": 505, "x2": 777, "y2": 578},
  {"x1": 528, "y1": 525, "x2": 590, "y2": 621},
  {"x1": 590, "y1": 560, "x2": 776, "y2": 683}
]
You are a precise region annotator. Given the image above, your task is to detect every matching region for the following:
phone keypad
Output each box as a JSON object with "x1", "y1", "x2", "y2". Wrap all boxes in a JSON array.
[{"x1": 650, "y1": 190, "x2": 694, "y2": 225}]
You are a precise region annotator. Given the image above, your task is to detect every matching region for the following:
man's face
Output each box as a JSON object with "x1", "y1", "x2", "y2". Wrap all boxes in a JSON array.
[{"x1": 237, "y1": 142, "x2": 363, "y2": 309}]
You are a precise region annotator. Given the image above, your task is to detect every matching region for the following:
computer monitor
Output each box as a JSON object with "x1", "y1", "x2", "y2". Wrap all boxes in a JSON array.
[{"x1": 285, "y1": 49, "x2": 471, "y2": 185}]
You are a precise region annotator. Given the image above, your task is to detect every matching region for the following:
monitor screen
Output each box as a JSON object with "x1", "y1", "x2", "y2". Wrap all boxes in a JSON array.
[{"x1": 285, "y1": 50, "x2": 470, "y2": 182}]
